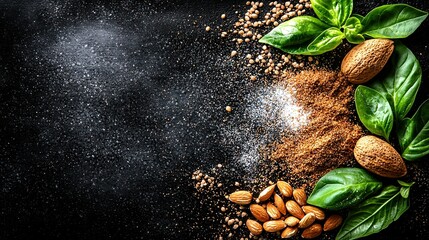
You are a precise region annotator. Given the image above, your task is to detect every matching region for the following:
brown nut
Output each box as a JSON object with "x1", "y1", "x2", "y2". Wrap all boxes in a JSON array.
[
  {"x1": 284, "y1": 216, "x2": 300, "y2": 227},
  {"x1": 263, "y1": 220, "x2": 287, "y2": 232},
  {"x1": 281, "y1": 227, "x2": 298, "y2": 238},
  {"x1": 354, "y1": 135, "x2": 407, "y2": 178},
  {"x1": 267, "y1": 202, "x2": 282, "y2": 219},
  {"x1": 298, "y1": 213, "x2": 316, "y2": 229},
  {"x1": 324, "y1": 214, "x2": 343, "y2": 231},
  {"x1": 277, "y1": 181, "x2": 293, "y2": 197},
  {"x1": 341, "y1": 39, "x2": 394, "y2": 84},
  {"x1": 301, "y1": 223, "x2": 322, "y2": 239},
  {"x1": 293, "y1": 188, "x2": 307, "y2": 206},
  {"x1": 285, "y1": 200, "x2": 305, "y2": 219},
  {"x1": 229, "y1": 190, "x2": 252, "y2": 205},
  {"x1": 246, "y1": 219, "x2": 263, "y2": 236},
  {"x1": 258, "y1": 184, "x2": 276, "y2": 202},
  {"x1": 250, "y1": 204, "x2": 270, "y2": 222},
  {"x1": 274, "y1": 193, "x2": 287, "y2": 215},
  {"x1": 302, "y1": 205, "x2": 325, "y2": 220}
]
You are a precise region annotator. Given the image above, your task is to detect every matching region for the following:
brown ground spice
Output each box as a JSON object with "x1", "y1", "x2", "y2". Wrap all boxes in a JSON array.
[{"x1": 270, "y1": 69, "x2": 364, "y2": 186}]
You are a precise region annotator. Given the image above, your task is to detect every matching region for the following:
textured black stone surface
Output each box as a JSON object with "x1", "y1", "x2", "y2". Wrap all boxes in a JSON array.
[{"x1": 1, "y1": 0, "x2": 428, "y2": 239}]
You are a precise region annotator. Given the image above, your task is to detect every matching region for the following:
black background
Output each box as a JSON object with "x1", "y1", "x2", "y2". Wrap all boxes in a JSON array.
[{"x1": 1, "y1": 0, "x2": 429, "y2": 239}]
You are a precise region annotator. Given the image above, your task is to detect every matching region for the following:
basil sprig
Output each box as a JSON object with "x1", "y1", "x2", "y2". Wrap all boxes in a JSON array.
[
  {"x1": 307, "y1": 168, "x2": 382, "y2": 210},
  {"x1": 309, "y1": 169, "x2": 414, "y2": 239},
  {"x1": 355, "y1": 42, "x2": 429, "y2": 160},
  {"x1": 398, "y1": 99, "x2": 429, "y2": 160},
  {"x1": 259, "y1": 0, "x2": 428, "y2": 55},
  {"x1": 336, "y1": 182, "x2": 413, "y2": 240}
]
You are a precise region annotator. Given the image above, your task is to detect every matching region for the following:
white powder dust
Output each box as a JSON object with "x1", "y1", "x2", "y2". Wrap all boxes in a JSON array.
[{"x1": 223, "y1": 84, "x2": 310, "y2": 171}]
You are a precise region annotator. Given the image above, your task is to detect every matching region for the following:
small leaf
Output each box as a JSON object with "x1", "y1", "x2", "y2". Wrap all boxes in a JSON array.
[
  {"x1": 399, "y1": 99, "x2": 429, "y2": 160},
  {"x1": 307, "y1": 168, "x2": 382, "y2": 210},
  {"x1": 311, "y1": 0, "x2": 353, "y2": 27},
  {"x1": 306, "y1": 27, "x2": 344, "y2": 54},
  {"x1": 259, "y1": 16, "x2": 329, "y2": 50},
  {"x1": 355, "y1": 85, "x2": 394, "y2": 140},
  {"x1": 343, "y1": 17, "x2": 364, "y2": 44},
  {"x1": 362, "y1": 4, "x2": 428, "y2": 39},
  {"x1": 336, "y1": 185, "x2": 410, "y2": 240},
  {"x1": 398, "y1": 180, "x2": 414, "y2": 198},
  {"x1": 370, "y1": 42, "x2": 422, "y2": 122},
  {"x1": 345, "y1": 31, "x2": 364, "y2": 44}
]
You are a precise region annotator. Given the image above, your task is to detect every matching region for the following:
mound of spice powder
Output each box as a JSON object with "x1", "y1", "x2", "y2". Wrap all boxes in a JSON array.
[{"x1": 270, "y1": 69, "x2": 364, "y2": 186}]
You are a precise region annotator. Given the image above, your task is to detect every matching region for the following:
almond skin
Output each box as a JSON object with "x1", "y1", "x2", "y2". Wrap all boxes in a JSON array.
[
  {"x1": 258, "y1": 184, "x2": 276, "y2": 202},
  {"x1": 267, "y1": 202, "x2": 282, "y2": 219},
  {"x1": 354, "y1": 135, "x2": 407, "y2": 178},
  {"x1": 323, "y1": 214, "x2": 343, "y2": 231},
  {"x1": 293, "y1": 188, "x2": 307, "y2": 206},
  {"x1": 301, "y1": 223, "x2": 322, "y2": 239},
  {"x1": 246, "y1": 219, "x2": 263, "y2": 236},
  {"x1": 298, "y1": 213, "x2": 316, "y2": 229},
  {"x1": 263, "y1": 220, "x2": 287, "y2": 232},
  {"x1": 302, "y1": 205, "x2": 325, "y2": 221},
  {"x1": 274, "y1": 194, "x2": 287, "y2": 215},
  {"x1": 284, "y1": 216, "x2": 300, "y2": 227},
  {"x1": 285, "y1": 200, "x2": 305, "y2": 219},
  {"x1": 277, "y1": 181, "x2": 293, "y2": 197},
  {"x1": 250, "y1": 204, "x2": 270, "y2": 222},
  {"x1": 229, "y1": 191, "x2": 253, "y2": 205},
  {"x1": 281, "y1": 227, "x2": 298, "y2": 238},
  {"x1": 341, "y1": 39, "x2": 394, "y2": 84}
]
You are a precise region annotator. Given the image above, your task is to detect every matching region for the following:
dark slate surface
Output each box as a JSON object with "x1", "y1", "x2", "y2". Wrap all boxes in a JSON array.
[{"x1": 1, "y1": 0, "x2": 428, "y2": 239}]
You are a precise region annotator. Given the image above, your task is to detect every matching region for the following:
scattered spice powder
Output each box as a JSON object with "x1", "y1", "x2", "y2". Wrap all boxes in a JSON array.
[{"x1": 270, "y1": 69, "x2": 364, "y2": 186}]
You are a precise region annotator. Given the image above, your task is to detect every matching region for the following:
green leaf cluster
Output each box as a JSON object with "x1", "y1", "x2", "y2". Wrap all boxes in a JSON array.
[
  {"x1": 307, "y1": 168, "x2": 414, "y2": 240},
  {"x1": 355, "y1": 42, "x2": 429, "y2": 160},
  {"x1": 259, "y1": 1, "x2": 428, "y2": 55}
]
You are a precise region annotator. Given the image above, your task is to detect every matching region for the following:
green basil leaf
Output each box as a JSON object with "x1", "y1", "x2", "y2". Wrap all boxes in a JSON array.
[
  {"x1": 345, "y1": 31, "x2": 364, "y2": 44},
  {"x1": 351, "y1": 14, "x2": 364, "y2": 22},
  {"x1": 400, "y1": 99, "x2": 429, "y2": 160},
  {"x1": 370, "y1": 42, "x2": 422, "y2": 121},
  {"x1": 397, "y1": 118, "x2": 414, "y2": 151},
  {"x1": 259, "y1": 16, "x2": 329, "y2": 50},
  {"x1": 362, "y1": 4, "x2": 428, "y2": 39},
  {"x1": 306, "y1": 27, "x2": 344, "y2": 54},
  {"x1": 336, "y1": 185, "x2": 410, "y2": 240},
  {"x1": 398, "y1": 180, "x2": 414, "y2": 198},
  {"x1": 311, "y1": 0, "x2": 353, "y2": 27},
  {"x1": 307, "y1": 168, "x2": 382, "y2": 210},
  {"x1": 270, "y1": 28, "x2": 344, "y2": 55},
  {"x1": 355, "y1": 85, "x2": 394, "y2": 140},
  {"x1": 344, "y1": 16, "x2": 363, "y2": 33},
  {"x1": 343, "y1": 17, "x2": 364, "y2": 44}
]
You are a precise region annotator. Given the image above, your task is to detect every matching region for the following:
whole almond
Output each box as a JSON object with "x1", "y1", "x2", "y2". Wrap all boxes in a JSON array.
[
  {"x1": 281, "y1": 227, "x2": 298, "y2": 238},
  {"x1": 285, "y1": 200, "x2": 305, "y2": 219},
  {"x1": 229, "y1": 190, "x2": 252, "y2": 205},
  {"x1": 250, "y1": 204, "x2": 270, "y2": 222},
  {"x1": 354, "y1": 135, "x2": 407, "y2": 178},
  {"x1": 258, "y1": 184, "x2": 276, "y2": 202},
  {"x1": 301, "y1": 223, "x2": 322, "y2": 239},
  {"x1": 293, "y1": 188, "x2": 307, "y2": 206},
  {"x1": 246, "y1": 219, "x2": 263, "y2": 236},
  {"x1": 284, "y1": 216, "x2": 300, "y2": 227},
  {"x1": 341, "y1": 39, "x2": 394, "y2": 84},
  {"x1": 263, "y1": 220, "x2": 286, "y2": 232},
  {"x1": 267, "y1": 202, "x2": 282, "y2": 219},
  {"x1": 302, "y1": 205, "x2": 325, "y2": 220},
  {"x1": 277, "y1": 181, "x2": 293, "y2": 197},
  {"x1": 323, "y1": 214, "x2": 343, "y2": 231},
  {"x1": 298, "y1": 213, "x2": 316, "y2": 229},
  {"x1": 274, "y1": 194, "x2": 287, "y2": 215}
]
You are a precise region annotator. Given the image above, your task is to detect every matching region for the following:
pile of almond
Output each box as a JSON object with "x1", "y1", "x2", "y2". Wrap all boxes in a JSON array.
[{"x1": 229, "y1": 181, "x2": 342, "y2": 239}]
